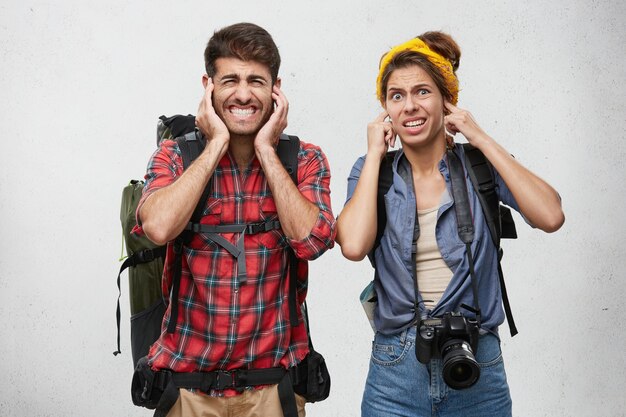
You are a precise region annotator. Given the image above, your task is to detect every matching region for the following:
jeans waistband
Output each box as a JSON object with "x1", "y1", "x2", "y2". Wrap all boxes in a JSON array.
[{"x1": 395, "y1": 324, "x2": 500, "y2": 343}]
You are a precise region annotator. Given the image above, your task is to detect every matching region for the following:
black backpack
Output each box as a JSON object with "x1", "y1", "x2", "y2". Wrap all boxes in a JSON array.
[{"x1": 369, "y1": 144, "x2": 519, "y2": 336}]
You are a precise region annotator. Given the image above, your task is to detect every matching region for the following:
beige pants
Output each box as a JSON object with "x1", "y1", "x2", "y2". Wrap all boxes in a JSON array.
[{"x1": 166, "y1": 385, "x2": 306, "y2": 417}]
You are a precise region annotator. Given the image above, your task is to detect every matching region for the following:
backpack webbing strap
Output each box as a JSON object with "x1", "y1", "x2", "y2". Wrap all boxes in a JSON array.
[
  {"x1": 367, "y1": 150, "x2": 398, "y2": 267},
  {"x1": 279, "y1": 134, "x2": 301, "y2": 329},
  {"x1": 462, "y1": 143, "x2": 518, "y2": 242},
  {"x1": 277, "y1": 133, "x2": 300, "y2": 180},
  {"x1": 168, "y1": 243, "x2": 184, "y2": 334},
  {"x1": 167, "y1": 132, "x2": 208, "y2": 334},
  {"x1": 447, "y1": 149, "x2": 481, "y2": 320},
  {"x1": 498, "y1": 261, "x2": 517, "y2": 336},
  {"x1": 462, "y1": 144, "x2": 502, "y2": 246},
  {"x1": 153, "y1": 368, "x2": 298, "y2": 417},
  {"x1": 114, "y1": 247, "x2": 167, "y2": 356},
  {"x1": 461, "y1": 143, "x2": 518, "y2": 336},
  {"x1": 276, "y1": 371, "x2": 299, "y2": 417},
  {"x1": 185, "y1": 220, "x2": 283, "y2": 285}
]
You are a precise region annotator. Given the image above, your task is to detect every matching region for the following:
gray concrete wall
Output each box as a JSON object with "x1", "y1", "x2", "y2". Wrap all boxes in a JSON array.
[{"x1": 1, "y1": 1, "x2": 624, "y2": 416}]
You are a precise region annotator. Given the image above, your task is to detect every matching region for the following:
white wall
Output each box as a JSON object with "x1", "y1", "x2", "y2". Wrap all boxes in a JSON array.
[{"x1": 1, "y1": 1, "x2": 625, "y2": 416}]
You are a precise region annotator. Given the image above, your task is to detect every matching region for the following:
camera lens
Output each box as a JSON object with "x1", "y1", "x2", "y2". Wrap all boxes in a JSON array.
[{"x1": 441, "y1": 339, "x2": 480, "y2": 390}]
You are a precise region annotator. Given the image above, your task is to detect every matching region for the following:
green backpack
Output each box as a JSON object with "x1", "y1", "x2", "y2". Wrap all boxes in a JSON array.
[{"x1": 117, "y1": 180, "x2": 167, "y2": 366}]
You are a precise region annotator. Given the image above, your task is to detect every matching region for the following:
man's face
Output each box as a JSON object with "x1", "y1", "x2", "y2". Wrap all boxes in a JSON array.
[{"x1": 209, "y1": 57, "x2": 277, "y2": 139}]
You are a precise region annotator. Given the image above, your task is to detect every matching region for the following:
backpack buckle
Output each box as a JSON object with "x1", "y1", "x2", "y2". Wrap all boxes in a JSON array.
[
  {"x1": 173, "y1": 239, "x2": 184, "y2": 254},
  {"x1": 137, "y1": 248, "x2": 156, "y2": 263},
  {"x1": 245, "y1": 221, "x2": 273, "y2": 234},
  {"x1": 247, "y1": 222, "x2": 266, "y2": 234},
  {"x1": 215, "y1": 370, "x2": 238, "y2": 390}
]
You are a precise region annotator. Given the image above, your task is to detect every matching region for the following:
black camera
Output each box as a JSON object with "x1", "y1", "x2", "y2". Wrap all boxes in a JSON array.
[{"x1": 415, "y1": 312, "x2": 480, "y2": 390}]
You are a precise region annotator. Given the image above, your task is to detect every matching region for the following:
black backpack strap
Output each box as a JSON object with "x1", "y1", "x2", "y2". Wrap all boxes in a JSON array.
[
  {"x1": 150, "y1": 367, "x2": 297, "y2": 417},
  {"x1": 167, "y1": 132, "x2": 208, "y2": 334},
  {"x1": 461, "y1": 143, "x2": 518, "y2": 336},
  {"x1": 277, "y1": 133, "x2": 300, "y2": 184},
  {"x1": 277, "y1": 134, "x2": 301, "y2": 328},
  {"x1": 178, "y1": 131, "x2": 205, "y2": 174},
  {"x1": 185, "y1": 221, "x2": 283, "y2": 285},
  {"x1": 462, "y1": 144, "x2": 502, "y2": 245},
  {"x1": 447, "y1": 149, "x2": 481, "y2": 320},
  {"x1": 286, "y1": 248, "x2": 300, "y2": 328},
  {"x1": 114, "y1": 247, "x2": 167, "y2": 356},
  {"x1": 367, "y1": 150, "x2": 397, "y2": 266}
]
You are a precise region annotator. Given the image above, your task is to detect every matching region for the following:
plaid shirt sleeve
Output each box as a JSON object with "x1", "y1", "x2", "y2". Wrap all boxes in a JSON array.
[
  {"x1": 135, "y1": 139, "x2": 182, "y2": 226},
  {"x1": 288, "y1": 141, "x2": 336, "y2": 260}
]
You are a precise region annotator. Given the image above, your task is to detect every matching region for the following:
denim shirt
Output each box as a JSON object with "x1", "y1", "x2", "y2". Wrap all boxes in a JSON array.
[{"x1": 345, "y1": 145, "x2": 523, "y2": 335}]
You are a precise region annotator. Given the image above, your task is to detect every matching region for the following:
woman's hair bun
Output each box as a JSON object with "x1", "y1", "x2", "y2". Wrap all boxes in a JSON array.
[{"x1": 418, "y1": 31, "x2": 461, "y2": 73}]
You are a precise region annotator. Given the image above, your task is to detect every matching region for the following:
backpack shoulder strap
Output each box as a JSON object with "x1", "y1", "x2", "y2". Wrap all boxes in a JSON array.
[
  {"x1": 277, "y1": 133, "x2": 300, "y2": 185},
  {"x1": 176, "y1": 131, "x2": 208, "y2": 220},
  {"x1": 177, "y1": 130, "x2": 205, "y2": 169},
  {"x1": 368, "y1": 150, "x2": 397, "y2": 266},
  {"x1": 461, "y1": 143, "x2": 518, "y2": 244},
  {"x1": 461, "y1": 143, "x2": 519, "y2": 336},
  {"x1": 462, "y1": 143, "x2": 502, "y2": 246},
  {"x1": 276, "y1": 133, "x2": 301, "y2": 328},
  {"x1": 167, "y1": 131, "x2": 208, "y2": 334}
]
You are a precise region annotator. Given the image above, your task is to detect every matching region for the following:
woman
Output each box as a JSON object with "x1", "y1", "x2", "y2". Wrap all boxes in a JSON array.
[{"x1": 336, "y1": 32, "x2": 564, "y2": 417}]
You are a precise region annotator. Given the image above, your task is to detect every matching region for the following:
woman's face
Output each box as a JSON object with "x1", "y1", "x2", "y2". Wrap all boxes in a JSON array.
[{"x1": 384, "y1": 64, "x2": 445, "y2": 148}]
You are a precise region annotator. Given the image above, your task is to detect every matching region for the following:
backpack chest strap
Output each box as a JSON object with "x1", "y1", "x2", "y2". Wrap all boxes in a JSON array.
[
  {"x1": 187, "y1": 220, "x2": 281, "y2": 235},
  {"x1": 182, "y1": 220, "x2": 282, "y2": 284}
]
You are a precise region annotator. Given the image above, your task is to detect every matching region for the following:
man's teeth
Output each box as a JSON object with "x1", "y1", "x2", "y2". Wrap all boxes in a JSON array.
[
  {"x1": 405, "y1": 120, "x2": 425, "y2": 127},
  {"x1": 231, "y1": 108, "x2": 254, "y2": 116}
]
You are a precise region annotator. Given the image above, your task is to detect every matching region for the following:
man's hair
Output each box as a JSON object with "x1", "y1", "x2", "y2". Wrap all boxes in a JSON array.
[{"x1": 204, "y1": 22, "x2": 281, "y2": 83}]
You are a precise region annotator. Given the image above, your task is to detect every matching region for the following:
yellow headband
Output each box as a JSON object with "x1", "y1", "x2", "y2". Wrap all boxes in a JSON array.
[{"x1": 376, "y1": 38, "x2": 458, "y2": 105}]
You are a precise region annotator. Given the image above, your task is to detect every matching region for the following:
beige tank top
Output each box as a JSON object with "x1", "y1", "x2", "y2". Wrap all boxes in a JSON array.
[{"x1": 415, "y1": 206, "x2": 453, "y2": 310}]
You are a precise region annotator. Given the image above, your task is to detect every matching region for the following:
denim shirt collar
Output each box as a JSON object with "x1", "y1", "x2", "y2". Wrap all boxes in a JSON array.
[{"x1": 392, "y1": 148, "x2": 455, "y2": 216}]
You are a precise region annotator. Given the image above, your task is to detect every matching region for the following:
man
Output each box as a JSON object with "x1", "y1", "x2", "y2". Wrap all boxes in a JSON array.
[{"x1": 135, "y1": 22, "x2": 336, "y2": 417}]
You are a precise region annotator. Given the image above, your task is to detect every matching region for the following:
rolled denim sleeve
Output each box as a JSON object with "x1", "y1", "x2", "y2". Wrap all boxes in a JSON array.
[{"x1": 345, "y1": 155, "x2": 367, "y2": 205}]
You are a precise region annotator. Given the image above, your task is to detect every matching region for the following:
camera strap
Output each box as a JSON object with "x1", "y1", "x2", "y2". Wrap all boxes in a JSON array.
[{"x1": 409, "y1": 147, "x2": 482, "y2": 328}]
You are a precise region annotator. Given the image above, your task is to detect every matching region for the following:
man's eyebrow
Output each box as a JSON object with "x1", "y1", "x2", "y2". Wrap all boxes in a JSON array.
[
  {"x1": 217, "y1": 73, "x2": 269, "y2": 83},
  {"x1": 247, "y1": 74, "x2": 270, "y2": 82},
  {"x1": 218, "y1": 73, "x2": 240, "y2": 81}
]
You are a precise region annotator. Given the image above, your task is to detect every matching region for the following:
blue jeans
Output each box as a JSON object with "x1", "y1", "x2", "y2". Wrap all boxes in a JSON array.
[{"x1": 362, "y1": 327, "x2": 512, "y2": 417}]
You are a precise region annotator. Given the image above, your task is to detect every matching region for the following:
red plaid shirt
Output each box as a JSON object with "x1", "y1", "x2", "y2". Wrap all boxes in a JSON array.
[{"x1": 135, "y1": 138, "x2": 335, "y2": 393}]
